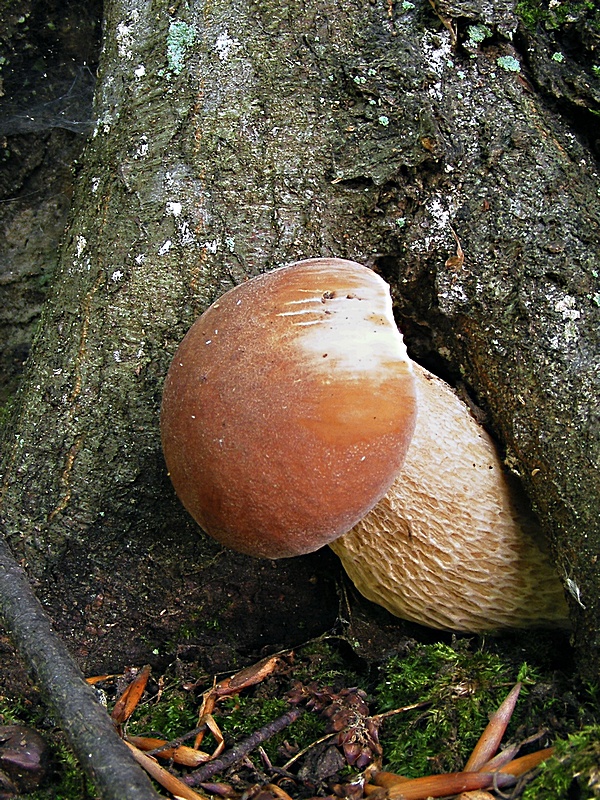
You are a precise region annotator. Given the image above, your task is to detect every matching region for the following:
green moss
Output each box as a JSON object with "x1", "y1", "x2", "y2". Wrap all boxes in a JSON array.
[
  {"x1": 515, "y1": 0, "x2": 600, "y2": 32},
  {"x1": 28, "y1": 739, "x2": 95, "y2": 800},
  {"x1": 522, "y1": 726, "x2": 600, "y2": 799},
  {"x1": 0, "y1": 694, "x2": 31, "y2": 724},
  {"x1": 127, "y1": 687, "x2": 198, "y2": 741},
  {"x1": 293, "y1": 638, "x2": 364, "y2": 688},
  {"x1": 376, "y1": 640, "x2": 547, "y2": 777}
]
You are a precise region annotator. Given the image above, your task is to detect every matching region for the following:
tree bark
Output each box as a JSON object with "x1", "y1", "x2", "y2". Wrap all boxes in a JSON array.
[{"x1": 0, "y1": 0, "x2": 598, "y2": 686}]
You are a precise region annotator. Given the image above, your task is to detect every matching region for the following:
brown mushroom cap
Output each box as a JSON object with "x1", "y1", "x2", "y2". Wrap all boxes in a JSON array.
[
  {"x1": 160, "y1": 258, "x2": 417, "y2": 559},
  {"x1": 330, "y1": 363, "x2": 569, "y2": 631}
]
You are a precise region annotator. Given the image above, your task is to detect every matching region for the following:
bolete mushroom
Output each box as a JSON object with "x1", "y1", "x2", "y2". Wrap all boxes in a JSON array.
[
  {"x1": 161, "y1": 258, "x2": 417, "y2": 559},
  {"x1": 330, "y1": 363, "x2": 569, "y2": 631},
  {"x1": 161, "y1": 258, "x2": 569, "y2": 630}
]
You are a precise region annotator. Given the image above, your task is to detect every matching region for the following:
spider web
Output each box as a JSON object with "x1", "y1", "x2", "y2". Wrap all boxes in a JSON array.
[{"x1": 0, "y1": 62, "x2": 97, "y2": 136}]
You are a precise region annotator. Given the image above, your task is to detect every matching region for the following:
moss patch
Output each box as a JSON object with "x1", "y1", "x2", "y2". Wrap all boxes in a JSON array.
[
  {"x1": 374, "y1": 636, "x2": 597, "y2": 778},
  {"x1": 522, "y1": 726, "x2": 600, "y2": 799},
  {"x1": 516, "y1": 0, "x2": 600, "y2": 31}
]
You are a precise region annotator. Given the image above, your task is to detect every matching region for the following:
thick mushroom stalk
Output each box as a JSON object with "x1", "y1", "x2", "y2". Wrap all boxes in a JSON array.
[
  {"x1": 330, "y1": 364, "x2": 570, "y2": 631},
  {"x1": 161, "y1": 258, "x2": 417, "y2": 559}
]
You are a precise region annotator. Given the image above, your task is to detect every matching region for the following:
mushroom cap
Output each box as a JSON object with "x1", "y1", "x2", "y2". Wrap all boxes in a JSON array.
[
  {"x1": 330, "y1": 363, "x2": 569, "y2": 631},
  {"x1": 160, "y1": 258, "x2": 417, "y2": 559}
]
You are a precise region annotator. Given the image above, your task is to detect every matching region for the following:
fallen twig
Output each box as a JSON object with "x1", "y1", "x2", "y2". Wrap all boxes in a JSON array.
[
  {"x1": 184, "y1": 707, "x2": 304, "y2": 786},
  {"x1": 0, "y1": 536, "x2": 161, "y2": 800},
  {"x1": 372, "y1": 700, "x2": 432, "y2": 721}
]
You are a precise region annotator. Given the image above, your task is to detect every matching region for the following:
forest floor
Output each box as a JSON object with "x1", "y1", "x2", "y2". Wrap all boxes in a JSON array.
[{"x1": 0, "y1": 586, "x2": 598, "y2": 800}]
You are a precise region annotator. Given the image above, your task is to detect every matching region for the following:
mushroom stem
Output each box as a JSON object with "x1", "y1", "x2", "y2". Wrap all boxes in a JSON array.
[{"x1": 330, "y1": 363, "x2": 569, "y2": 631}]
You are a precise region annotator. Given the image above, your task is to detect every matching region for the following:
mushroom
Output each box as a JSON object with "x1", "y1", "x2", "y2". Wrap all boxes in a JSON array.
[
  {"x1": 160, "y1": 258, "x2": 417, "y2": 559},
  {"x1": 329, "y1": 363, "x2": 570, "y2": 631},
  {"x1": 161, "y1": 258, "x2": 569, "y2": 630}
]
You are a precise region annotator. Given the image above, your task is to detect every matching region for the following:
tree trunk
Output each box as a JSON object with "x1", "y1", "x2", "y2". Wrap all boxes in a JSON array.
[{"x1": 0, "y1": 0, "x2": 598, "y2": 682}]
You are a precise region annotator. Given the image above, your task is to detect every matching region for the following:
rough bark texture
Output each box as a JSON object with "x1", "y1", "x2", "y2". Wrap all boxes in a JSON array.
[
  {"x1": 0, "y1": 0, "x2": 598, "y2": 681},
  {"x1": 0, "y1": 0, "x2": 101, "y2": 406}
]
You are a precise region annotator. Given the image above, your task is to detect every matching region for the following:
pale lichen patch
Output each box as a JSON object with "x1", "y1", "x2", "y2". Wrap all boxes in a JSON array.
[
  {"x1": 75, "y1": 236, "x2": 87, "y2": 257},
  {"x1": 166, "y1": 202, "x2": 183, "y2": 217},
  {"x1": 549, "y1": 295, "x2": 582, "y2": 346},
  {"x1": 167, "y1": 20, "x2": 196, "y2": 76},
  {"x1": 116, "y1": 22, "x2": 134, "y2": 60},
  {"x1": 215, "y1": 30, "x2": 241, "y2": 62},
  {"x1": 497, "y1": 55, "x2": 521, "y2": 72}
]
